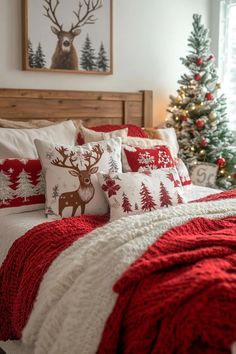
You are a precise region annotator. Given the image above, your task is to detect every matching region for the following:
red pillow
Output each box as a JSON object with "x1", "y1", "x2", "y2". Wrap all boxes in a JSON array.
[
  {"x1": 0, "y1": 158, "x2": 45, "y2": 216},
  {"x1": 123, "y1": 145, "x2": 175, "y2": 172},
  {"x1": 77, "y1": 124, "x2": 147, "y2": 145}
]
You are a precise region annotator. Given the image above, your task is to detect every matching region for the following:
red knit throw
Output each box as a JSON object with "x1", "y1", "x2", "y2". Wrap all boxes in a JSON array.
[
  {"x1": 0, "y1": 214, "x2": 108, "y2": 341},
  {"x1": 98, "y1": 213, "x2": 236, "y2": 354}
]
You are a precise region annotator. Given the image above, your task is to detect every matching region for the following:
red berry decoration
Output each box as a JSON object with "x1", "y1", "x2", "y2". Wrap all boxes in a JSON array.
[
  {"x1": 216, "y1": 157, "x2": 226, "y2": 168},
  {"x1": 207, "y1": 54, "x2": 215, "y2": 61},
  {"x1": 200, "y1": 137, "x2": 207, "y2": 146},
  {"x1": 196, "y1": 57, "x2": 203, "y2": 66},
  {"x1": 194, "y1": 73, "x2": 201, "y2": 81},
  {"x1": 196, "y1": 119, "x2": 205, "y2": 129},
  {"x1": 205, "y1": 92, "x2": 213, "y2": 101},
  {"x1": 181, "y1": 116, "x2": 188, "y2": 122}
]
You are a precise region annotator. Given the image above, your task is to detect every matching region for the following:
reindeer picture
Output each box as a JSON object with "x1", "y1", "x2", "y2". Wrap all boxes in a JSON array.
[
  {"x1": 23, "y1": 0, "x2": 112, "y2": 73},
  {"x1": 51, "y1": 145, "x2": 103, "y2": 216}
]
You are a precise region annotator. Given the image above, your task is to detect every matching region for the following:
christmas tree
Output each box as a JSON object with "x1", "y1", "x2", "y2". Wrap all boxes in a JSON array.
[
  {"x1": 15, "y1": 170, "x2": 34, "y2": 201},
  {"x1": 34, "y1": 42, "x2": 46, "y2": 68},
  {"x1": 0, "y1": 171, "x2": 14, "y2": 203},
  {"x1": 97, "y1": 42, "x2": 109, "y2": 72},
  {"x1": 28, "y1": 39, "x2": 35, "y2": 68},
  {"x1": 167, "y1": 14, "x2": 236, "y2": 189},
  {"x1": 122, "y1": 192, "x2": 132, "y2": 213},
  {"x1": 140, "y1": 182, "x2": 156, "y2": 212},
  {"x1": 160, "y1": 182, "x2": 172, "y2": 208},
  {"x1": 80, "y1": 34, "x2": 96, "y2": 71}
]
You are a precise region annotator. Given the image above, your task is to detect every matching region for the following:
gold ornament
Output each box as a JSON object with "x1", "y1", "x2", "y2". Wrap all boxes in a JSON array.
[
  {"x1": 199, "y1": 149, "x2": 206, "y2": 156},
  {"x1": 209, "y1": 111, "x2": 217, "y2": 121},
  {"x1": 190, "y1": 146, "x2": 196, "y2": 152}
]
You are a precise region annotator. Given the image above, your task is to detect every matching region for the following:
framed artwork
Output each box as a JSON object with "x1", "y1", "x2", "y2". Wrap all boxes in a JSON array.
[
  {"x1": 189, "y1": 162, "x2": 218, "y2": 188},
  {"x1": 22, "y1": 0, "x2": 113, "y2": 75}
]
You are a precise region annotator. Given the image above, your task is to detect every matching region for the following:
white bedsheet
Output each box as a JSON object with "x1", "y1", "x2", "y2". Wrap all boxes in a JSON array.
[
  {"x1": 0, "y1": 185, "x2": 221, "y2": 266},
  {"x1": 0, "y1": 185, "x2": 224, "y2": 354}
]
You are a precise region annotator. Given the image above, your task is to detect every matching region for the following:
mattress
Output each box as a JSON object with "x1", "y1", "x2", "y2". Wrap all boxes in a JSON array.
[{"x1": 0, "y1": 185, "x2": 221, "y2": 267}]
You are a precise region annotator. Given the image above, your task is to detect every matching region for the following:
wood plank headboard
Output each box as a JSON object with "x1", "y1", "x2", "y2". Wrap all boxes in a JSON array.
[{"x1": 0, "y1": 88, "x2": 153, "y2": 127}]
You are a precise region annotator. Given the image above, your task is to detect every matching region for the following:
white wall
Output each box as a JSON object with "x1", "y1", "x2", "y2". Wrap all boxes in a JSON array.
[{"x1": 0, "y1": 0, "x2": 211, "y2": 126}]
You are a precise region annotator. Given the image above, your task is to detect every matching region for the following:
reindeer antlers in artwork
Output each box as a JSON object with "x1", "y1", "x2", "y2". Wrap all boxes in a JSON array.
[
  {"x1": 71, "y1": 0, "x2": 103, "y2": 32},
  {"x1": 43, "y1": 0, "x2": 63, "y2": 31}
]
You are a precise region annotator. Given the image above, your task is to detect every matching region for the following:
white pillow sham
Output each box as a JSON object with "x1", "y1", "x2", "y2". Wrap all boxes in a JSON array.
[{"x1": 0, "y1": 120, "x2": 77, "y2": 159}]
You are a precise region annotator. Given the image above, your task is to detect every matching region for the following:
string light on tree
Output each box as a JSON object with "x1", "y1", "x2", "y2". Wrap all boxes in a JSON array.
[{"x1": 167, "y1": 14, "x2": 236, "y2": 189}]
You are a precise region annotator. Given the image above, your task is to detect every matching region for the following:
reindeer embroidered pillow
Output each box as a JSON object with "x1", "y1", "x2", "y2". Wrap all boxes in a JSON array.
[
  {"x1": 97, "y1": 169, "x2": 185, "y2": 221},
  {"x1": 0, "y1": 158, "x2": 45, "y2": 216},
  {"x1": 35, "y1": 138, "x2": 122, "y2": 218}
]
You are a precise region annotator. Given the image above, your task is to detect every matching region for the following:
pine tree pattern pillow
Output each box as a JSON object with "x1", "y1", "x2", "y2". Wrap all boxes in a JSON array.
[
  {"x1": 0, "y1": 159, "x2": 45, "y2": 216},
  {"x1": 97, "y1": 168, "x2": 185, "y2": 221},
  {"x1": 122, "y1": 145, "x2": 175, "y2": 172},
  {"x1": 35, "y1": 137, "x2": 122, "y2": 218}
]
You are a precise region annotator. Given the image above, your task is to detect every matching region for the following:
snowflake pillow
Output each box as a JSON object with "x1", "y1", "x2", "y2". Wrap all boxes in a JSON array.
[
  {"x1": 35, "y1": 137, "x2": 122, "y2": 218},
  {"x1": 122, "y1": 145, "x2": 175, "y2": 172},
  {"x1": 0, "y1": 159, "x2": 45, "y2": 216},
  {"x1": 97, "y1": 168, "x2": 185, "y2": 221},
  {"x1": 175, "y1": 158, "x2": 192, "y2": 186}
]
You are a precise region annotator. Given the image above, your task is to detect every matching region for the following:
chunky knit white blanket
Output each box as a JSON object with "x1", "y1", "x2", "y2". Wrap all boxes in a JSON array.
[{"x1": 22, "y1": 197, "x2": 236, "y2": 354}]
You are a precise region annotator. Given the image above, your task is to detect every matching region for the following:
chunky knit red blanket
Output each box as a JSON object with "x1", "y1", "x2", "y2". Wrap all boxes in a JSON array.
[
  {"x1": 98, "y1": 202, "x2": 236, "y2": 353},
  {"x1": 0, "y1": 214, "x2": 108, "y2": 341}
]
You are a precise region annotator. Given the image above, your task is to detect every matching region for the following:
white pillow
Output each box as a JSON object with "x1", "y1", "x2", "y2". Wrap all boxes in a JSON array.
[
  {"x1": 0, "y1": 120, "x2": 77, "y2": 159},
  {"x1": 154, "y1": 127, "x2": 179, "y2": 157},
  {"x1": 80, "y1": 124, "x2": 128, "y2": 143},
  {"x1": 35, "y1": 137, "x2": 122, "y2": 218},
  {"x1": 122, "y1": 136, "x2": 165, "y2": 148},
  {"x1": 98, "y1": 169, "x2": 185, "y2": 221}
]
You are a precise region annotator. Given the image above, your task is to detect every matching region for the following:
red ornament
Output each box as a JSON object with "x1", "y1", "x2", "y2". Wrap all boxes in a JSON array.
[
  {"x1": 181, "y1": 116, "x2": 188, "y2": 122},
  {"x1": 196, "y1": 57, "x2": 203, "y2": 66},
  {"x1": 216, "y1": 157, "x2": 226, "y2": 168},
  {"x1": 205, "y1": 92, "x2": 213, "y2": 101},
  {"x1": 196, "y1": 119, "x2": 205, "y2": 129},
  {"x1": 194, "y1": 73, "x2": 201, "y2": 81},
  {"x1": 200, "y1": 137, "x2": 207, "y2": 146},
  {"x1": 233, "y1": 173, "x2": 236, "y2": 181}
]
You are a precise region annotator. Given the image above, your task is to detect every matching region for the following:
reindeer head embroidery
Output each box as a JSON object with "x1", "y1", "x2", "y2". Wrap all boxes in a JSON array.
[
  {"x1": 51, "y1": 145, "x2": 104, "y2": 217},
  {"x1": 43, "y1": 0, "x2": 103, "y2": 70}
]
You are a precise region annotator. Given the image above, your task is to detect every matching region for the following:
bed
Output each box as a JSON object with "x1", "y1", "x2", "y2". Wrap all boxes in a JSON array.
[{"x1": 0, "y1": 88, "x2": 236, "y2": 354}]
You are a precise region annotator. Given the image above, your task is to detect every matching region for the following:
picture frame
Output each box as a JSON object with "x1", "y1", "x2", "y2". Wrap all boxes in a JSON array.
[{"x1": 22, "y1": 0, "x2": 113, "y2": 75}]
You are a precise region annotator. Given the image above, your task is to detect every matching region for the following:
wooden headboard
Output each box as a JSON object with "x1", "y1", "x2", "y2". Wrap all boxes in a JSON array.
[{"x1": 0, "y1": 88, "x2": 153, "y2": 127}]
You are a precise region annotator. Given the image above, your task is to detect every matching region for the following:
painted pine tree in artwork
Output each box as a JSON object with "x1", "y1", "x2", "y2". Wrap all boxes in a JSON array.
[
  {"x1": 34, "y1": 42, "x2": 46, "y2": 68},
  {"x1": 0, "y1": 171, "x2": 14, "y2": 204},
  {"x1": 97, "y1": 42, "x2": 109, "y2": 72},
  {"x1": 28, "y1": 39, "x2": 35, "y2": 68},
  {"x1": 122, "y1": 192, "x2": 132, "y2": 213},
  {"x1": 80, "y1": 34, "x2": 96, "y2": 71},
  {"x1": 140, "y1": 182, "x2": 156, "y2": 212},
  {"x1": 160, "y1": 182, "x2": 172, "y2": 208},
  {"x1": 15, "y1": 170, "x2": 34, "y2": 202},
  {"x1": 109, "y1": 156, "x2": 119, "y2": 173}
]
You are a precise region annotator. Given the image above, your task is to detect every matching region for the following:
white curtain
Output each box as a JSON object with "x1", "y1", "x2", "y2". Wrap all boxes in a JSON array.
[{"x1": 219, "y1": 0, "x2": 236, "y2": 131}]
